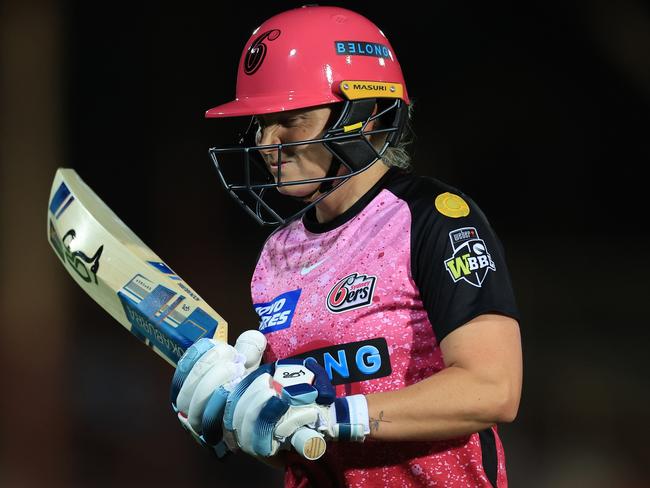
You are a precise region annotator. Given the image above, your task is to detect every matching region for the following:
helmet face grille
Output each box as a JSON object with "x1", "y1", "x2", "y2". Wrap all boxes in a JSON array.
[{"x1": 208, "y1": 99, "x2": 407, "y2": 226}]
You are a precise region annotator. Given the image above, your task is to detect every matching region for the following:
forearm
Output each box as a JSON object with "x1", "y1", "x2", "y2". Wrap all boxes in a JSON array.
[{"x1": 365, "y1": 365, "x2": 517, "y2": 441}]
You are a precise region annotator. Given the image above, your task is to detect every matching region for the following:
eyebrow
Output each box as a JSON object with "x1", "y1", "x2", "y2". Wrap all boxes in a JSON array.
[{"x1": 257, "y1": 112, "x2": 308, "y2": 124}]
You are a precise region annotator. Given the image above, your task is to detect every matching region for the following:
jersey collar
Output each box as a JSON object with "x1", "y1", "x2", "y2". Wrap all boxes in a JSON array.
[{"x1": 302, "y1": 166, "x2": 406, "y2": 234}]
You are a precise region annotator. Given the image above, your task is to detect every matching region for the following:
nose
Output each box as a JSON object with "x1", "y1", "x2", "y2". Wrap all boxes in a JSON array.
[{"x1": 256, "y1": 124, "x2": 282, "y2": 158}]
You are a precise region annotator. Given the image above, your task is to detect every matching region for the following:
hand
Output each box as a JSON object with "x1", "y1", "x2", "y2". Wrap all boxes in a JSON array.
[
  {"x1": 170, "y1": 330, "x2": 266, "y2": 449},
  {"x1": 221, "y1": 358, "x2": 370, "y2": 459}
]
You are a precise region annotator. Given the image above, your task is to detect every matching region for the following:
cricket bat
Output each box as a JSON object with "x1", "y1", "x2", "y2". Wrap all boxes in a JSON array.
[{"x1": 46, "y1": 168, "x2": 326, "y2": 461}]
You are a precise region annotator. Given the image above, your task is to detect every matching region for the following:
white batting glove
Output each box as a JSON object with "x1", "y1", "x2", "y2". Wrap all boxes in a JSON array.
[
  {"x1": 312, "y1": 395, "x2": 370, "y2": 442},
  {"x1": 170, "y1": 330, "x2": 266, "y2": 449},
  {"x1": 222, "y1": 358, "x2": 369, "y2": 459}
]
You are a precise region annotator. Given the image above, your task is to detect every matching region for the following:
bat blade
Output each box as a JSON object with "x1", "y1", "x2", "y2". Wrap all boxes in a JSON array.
[
  {"x1": 47, "y1": 168, "x2": 324, "y2": 460},
  {"x1": 47, "y1": 168, "x2": 228, "y2": 365}
]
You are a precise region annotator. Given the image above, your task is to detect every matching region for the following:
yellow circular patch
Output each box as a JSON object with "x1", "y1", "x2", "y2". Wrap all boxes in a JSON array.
[{"x1": 434, "y1": 192, "x2": 470, "y2": 218}]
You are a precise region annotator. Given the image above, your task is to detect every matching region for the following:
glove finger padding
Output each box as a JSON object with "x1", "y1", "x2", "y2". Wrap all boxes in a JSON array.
[
  {"x1": 199, "y1": 386, "x2": 230, "y2": 446},
  {"x1": 188, "y1": 358, "x2": 245, "y2": 431},
  {"x1": 239, "y1": 375, "x2": 284, "y2": 457},
  {"x1": 222, "y1": 364, "x2": 275, "y2": 450},
  {"x1": 170, "y1": 338, "x2": 216, "y2": 409},
  {"x1": 175, "y1": 342, "x2": 238, "y2": 415}
]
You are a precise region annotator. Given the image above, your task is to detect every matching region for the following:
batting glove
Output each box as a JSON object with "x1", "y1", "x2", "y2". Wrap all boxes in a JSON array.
[
  {"x1": 220, "y1": 358, "x2": 369, "y2": 459},
  {"x1": 170, "y1": 330, "x2": 266, "y2": 450}
]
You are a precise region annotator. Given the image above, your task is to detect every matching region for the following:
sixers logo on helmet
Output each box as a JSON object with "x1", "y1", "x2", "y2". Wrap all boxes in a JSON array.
[
  {"x1": 244, "y1": 29, "x2": 281, "y2": 75},
  {"x1": 326, "y1": 272, "x2": 376, "y2": 313}
]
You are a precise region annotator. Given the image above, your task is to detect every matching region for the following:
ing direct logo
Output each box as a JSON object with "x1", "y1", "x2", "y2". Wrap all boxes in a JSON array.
[{"x1": 444, "y1": 227, "x2": 496, "y2": 288}]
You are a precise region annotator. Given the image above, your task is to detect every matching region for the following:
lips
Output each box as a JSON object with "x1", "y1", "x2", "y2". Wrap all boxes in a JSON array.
[{"x1": 269, "y1": 161, "x2": 291, "y2": 168}]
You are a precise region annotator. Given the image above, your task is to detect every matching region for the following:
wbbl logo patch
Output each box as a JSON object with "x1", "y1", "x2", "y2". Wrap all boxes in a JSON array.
[
  {"x1": 255, "y1": 289, "x2": 301, "y2": 334},
  {"x1": 444, "y1": 227, "x2": 496, "y2": 287},
  {"x1": 327, "y1": 273, "x2": 376, "y2": 313}
]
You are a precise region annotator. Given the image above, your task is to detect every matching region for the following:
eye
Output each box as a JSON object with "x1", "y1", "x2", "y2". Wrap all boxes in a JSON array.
[{"x1": 278, "y1": 117, "x2": 298, "y2": 127}]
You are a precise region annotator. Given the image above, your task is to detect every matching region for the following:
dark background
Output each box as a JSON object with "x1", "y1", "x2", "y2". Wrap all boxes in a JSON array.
[{"x1": 1, "y1": 0, "x2": 649, "y2": 486}]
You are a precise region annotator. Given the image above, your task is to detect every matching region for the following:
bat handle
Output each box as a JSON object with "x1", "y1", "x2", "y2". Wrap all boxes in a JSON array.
[{"x1": 290, "y1": 427, "x2": 326, "y2": 460}]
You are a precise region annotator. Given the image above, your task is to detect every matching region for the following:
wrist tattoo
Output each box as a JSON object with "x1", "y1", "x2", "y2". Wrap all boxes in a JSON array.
[{"x1": 369, "y1": 410, "x2": 391, "y2": 433}]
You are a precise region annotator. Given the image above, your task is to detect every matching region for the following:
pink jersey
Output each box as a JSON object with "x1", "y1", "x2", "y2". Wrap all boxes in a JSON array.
[{"x1": 251, "y1": 168, "x2": 519, "y2": 487}]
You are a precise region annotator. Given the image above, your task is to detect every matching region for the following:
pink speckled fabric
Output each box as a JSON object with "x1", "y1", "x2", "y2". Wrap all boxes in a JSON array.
[{"x1": 251, "y1": 188, "x2": 507, "y2": 487}]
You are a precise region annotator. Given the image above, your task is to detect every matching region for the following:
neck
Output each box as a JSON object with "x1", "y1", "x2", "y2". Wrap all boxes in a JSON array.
[{"x1": 314, "y1": 162, "x2": 390, "y2": 223}]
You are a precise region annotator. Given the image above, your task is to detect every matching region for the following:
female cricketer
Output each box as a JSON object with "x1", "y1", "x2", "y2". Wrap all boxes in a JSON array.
[{"x1": 170, "y1": 5, "x2": 523, "y2": 487}]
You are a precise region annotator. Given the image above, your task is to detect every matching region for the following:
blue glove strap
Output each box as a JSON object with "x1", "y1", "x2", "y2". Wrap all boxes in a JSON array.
[
  {"x1": 223, "y1": 363, "x2": 274, "y2": 431},
  {"x1": 334, "y1": 398, "x2": 352, "y2": 441},
  {"x1": 254, "y1": 396, "x2": 290, "y2": 456},
  {"x1": 282, "y1": 384, "x2": 318, "y2": 406},
  {"x1": 332, "y1": 396, "x2": 368, "y2": 442},
  {"x1": 200, "y1": 385, "x2": 229, "y2": 446},
  {"x1": 304, "y1": 358, "x2": 335, "y2": 405}
]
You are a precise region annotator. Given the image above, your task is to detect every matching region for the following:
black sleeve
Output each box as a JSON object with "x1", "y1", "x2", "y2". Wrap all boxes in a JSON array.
[{"x1": 409, "y1": 188, "x2": 520, "y2": 342}]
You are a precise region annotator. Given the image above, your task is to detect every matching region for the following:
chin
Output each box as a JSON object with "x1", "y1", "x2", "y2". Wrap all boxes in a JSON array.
[{"x1": 276, "y1": 181, "x2": 321, "y2": 198}]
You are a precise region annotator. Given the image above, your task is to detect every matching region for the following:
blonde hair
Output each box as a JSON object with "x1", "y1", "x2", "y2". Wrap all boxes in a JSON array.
[{"x1": 374, "y1": 101, "x2": 416, "y2": 170}]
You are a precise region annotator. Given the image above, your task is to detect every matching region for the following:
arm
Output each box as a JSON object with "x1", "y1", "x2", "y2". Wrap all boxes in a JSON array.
[{"x1": 365, "y1": 313, "x2": 522, "y2": 441}]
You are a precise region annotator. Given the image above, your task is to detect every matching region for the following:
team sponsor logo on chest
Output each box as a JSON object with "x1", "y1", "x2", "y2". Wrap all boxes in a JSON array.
[
  {"x1": 444, "y1": 227, "x2": 496, "y2": 287},
  {"x1": 289, "y1": 338, "x2": 391, "y2": 386},
  {"x1": 254, "y1": 289, "x2": 301, "y2": 334},
  {"x1": 326, "y1": 272, "x2": 377, "y2": 313}
]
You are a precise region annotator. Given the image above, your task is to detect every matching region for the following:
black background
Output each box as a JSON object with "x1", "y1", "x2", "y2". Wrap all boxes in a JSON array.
[{"x1": 1, "y1": 0, "x2": 649, "y2": 486}]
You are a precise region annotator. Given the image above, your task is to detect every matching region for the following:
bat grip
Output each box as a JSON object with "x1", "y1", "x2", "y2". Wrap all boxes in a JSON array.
[{"x1": 290, "y1": 427, "x2": 326, "y2": 461}]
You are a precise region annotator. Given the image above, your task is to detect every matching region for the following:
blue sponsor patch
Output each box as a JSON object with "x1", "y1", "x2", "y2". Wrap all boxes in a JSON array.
[
  {"x1": 335, "y1": 40, "x2": 391, "y2": 59},
  {"x1": 254, "y1": 289, "x2": 301, "y2": 334}
]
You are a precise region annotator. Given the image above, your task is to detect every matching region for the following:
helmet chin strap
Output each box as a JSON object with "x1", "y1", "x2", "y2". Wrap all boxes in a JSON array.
[
  {"x1": 281, "y1": 98, "x2": 385, "y2": 203},
  {"x1": 313, "y1": 98, "x2": 378, "y2": 195},
  {"x1": 313, "y1": 156, "x2": 343, "y2": 195}
]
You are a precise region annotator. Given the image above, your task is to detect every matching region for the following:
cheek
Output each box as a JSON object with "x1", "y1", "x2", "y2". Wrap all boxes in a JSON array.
[{"x1": 300, "y1": 143, "x2": 332, "y2": 171}]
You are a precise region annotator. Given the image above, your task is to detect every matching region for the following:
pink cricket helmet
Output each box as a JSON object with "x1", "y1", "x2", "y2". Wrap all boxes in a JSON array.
[{"x1": 205, "y1": 5, "x2": 410, "y2": 118}]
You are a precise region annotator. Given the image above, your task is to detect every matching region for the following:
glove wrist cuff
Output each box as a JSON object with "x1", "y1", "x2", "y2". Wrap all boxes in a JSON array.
[{"x1": 330, "y1": 394, "x2": 370, "y2": 442}]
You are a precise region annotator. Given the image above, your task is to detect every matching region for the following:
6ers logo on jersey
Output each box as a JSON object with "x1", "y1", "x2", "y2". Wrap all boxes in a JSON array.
[{"x1": 327, "y1": 273, "x2": 376, "y2": 313}]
